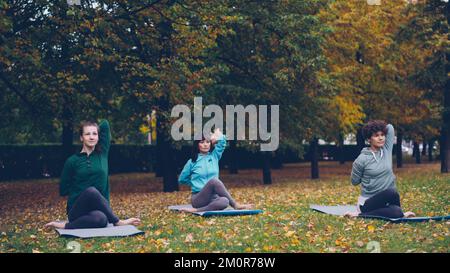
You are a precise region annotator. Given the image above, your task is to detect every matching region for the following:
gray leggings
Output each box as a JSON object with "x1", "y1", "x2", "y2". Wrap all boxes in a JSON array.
[{"x1": 191, "y1": 178, "x2": 237, "y2": 212}]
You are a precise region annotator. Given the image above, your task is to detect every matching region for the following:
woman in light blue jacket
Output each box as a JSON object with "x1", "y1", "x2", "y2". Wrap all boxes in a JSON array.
[
  {"x1": 348, "y1": 120, "x2": 415, "y2": 218},
  {"x1": 178, "y1": 128, "x2": 252, "y2": 212}
]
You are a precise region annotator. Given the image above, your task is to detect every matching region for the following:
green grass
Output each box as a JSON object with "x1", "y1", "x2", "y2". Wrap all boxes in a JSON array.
[{"x1": 0, "y1": 162, "x2": 448, "y2": 253}]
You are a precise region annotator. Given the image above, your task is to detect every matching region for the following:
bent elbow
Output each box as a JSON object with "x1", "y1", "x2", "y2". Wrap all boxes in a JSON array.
[{"x1": 351, "y1": 177, "x2": 361, "y2": 186}]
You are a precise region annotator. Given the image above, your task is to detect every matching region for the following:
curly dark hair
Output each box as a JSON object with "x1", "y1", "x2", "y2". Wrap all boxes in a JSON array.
[{"x1": 362, "y1": 120, "x2": 388, "y2": 140}]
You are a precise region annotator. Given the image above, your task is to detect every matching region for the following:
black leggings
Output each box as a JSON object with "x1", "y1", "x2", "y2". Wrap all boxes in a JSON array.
[
  {"x1": 191, "y1": 178, "x2": 237, "y2": 212},
  {"x1": 65, "y1": 187, "x2": 119, "y2": 229},
  {"x1": 360, "y1": 188, "x2": 404, "y2": 218}
]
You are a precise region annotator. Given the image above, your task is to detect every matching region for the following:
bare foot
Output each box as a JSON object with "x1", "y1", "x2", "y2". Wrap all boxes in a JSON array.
[
  {"x1": 344, "y1": 211, "x2": 359, "y2": 218},
  {"x1": 44, "y1": 221, "x2": 67, "y2": 229},
  {"x1": 114, "y1": 218, "x2": 141, "y2": 226},
  {"x1": 234, "y1": 204, "x2": 253, "y2": 210},
  {"x1": 179, "y1": 207, "x2": 199, "y2": 213},
  {"x1": 403, "y1": 211, "x2": 416, "y2": 218}
]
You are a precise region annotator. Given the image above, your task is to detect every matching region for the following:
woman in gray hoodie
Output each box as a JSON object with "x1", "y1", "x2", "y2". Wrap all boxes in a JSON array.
[{"x1": 348, "y1": 120, "x2": 415, "y2": 218}]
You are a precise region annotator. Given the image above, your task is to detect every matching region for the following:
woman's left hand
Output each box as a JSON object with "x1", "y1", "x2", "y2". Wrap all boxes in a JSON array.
[{"x1": 210, "y1": 128, "x2": 223, "y2": 144}]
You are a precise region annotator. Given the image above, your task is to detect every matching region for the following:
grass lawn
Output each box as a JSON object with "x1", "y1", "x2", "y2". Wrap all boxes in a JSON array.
[{"x1": 0, "y1": 161, "x2": 448, "y2": 253}]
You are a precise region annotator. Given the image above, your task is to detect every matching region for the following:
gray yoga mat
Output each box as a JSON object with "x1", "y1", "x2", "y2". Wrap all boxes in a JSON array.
[
  {"x1": 310, "y1": 204, "x2": 358, "y2": 216},
  {"x1": 56, "y1": 223, "x2": 144, "y2": 238},
  {"x1": 310, "y1": 204, "x2": 450, "y2": 223},
  {"x1": 169, "y1": 204, "x2": 263, "y2": 217}
]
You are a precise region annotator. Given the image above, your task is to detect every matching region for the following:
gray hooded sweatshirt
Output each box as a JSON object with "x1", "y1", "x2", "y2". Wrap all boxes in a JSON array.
[{"x1": 351, "y1": 124, "x2": 397, "y2": 199}]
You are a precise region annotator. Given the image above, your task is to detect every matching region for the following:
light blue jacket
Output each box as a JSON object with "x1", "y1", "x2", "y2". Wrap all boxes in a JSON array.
[
  {"x1": 351, "y1": 124, "x2": 397, "y2": 198},
  {"x1": 178, "y1": 135, "x2": 227, "y2": 193}
]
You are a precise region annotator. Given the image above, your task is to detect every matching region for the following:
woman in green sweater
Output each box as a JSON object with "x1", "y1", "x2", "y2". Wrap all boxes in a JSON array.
[{"x1": 45, "y1": 120, "x2": 140, "y2": 229}]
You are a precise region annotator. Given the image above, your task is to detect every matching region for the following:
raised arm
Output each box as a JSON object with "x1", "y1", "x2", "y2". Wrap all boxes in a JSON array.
[
  {"x1": 60, "y1": 158, "x2": 74, "y2": 196},
  {"x1": 351, "y1": 156, "x2": 364, "y2": 186},
  {"x1": 178, "y1": 160, "x2": 192, "y2": 185},
  {"x1": 98, "y1": 119, "x2": 111, "y2": 155},
  {"x1": 384, "y1": 124, "x2": 395, "y2": 152},
  {"x1": 211, "y1": 134, "x2": 227, "y2": 160}
]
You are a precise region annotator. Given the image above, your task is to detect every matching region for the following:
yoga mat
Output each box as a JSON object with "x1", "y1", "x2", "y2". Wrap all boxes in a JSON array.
[
  {"x1": 169, "y1": 205, "x2": 263, "y2": 217},
  {"x1": 310, "y1": 204, "x2": 450, "y2": 223},
  {"x1": 56, "y1": 223, "x2": 144, "y2": 238}
]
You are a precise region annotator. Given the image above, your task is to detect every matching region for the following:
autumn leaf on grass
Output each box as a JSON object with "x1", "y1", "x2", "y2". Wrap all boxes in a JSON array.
[
  {"x1": 367, "y1": 225, "x2": 375, "y2": 233},
  {"x1": 185, "y1": 233, "x2": 194, "y2": 243},
  {"x1": 326, "y1": 247, "x2": 337, "y2": 253},
  {"x1": 102, "y1": 242, "x2": 112, "y2": 249},
  {"x1": 285, "y1": 230, "x2": 295, "y2": 238},
  {"x1": 291, "y1": 238, "x2": 300, "y2": 246}
]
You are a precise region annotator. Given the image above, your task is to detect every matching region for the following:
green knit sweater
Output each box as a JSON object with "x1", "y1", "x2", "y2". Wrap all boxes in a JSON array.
[{"x1": 60, "y1": 120, "x2": 111, "y2": 213}]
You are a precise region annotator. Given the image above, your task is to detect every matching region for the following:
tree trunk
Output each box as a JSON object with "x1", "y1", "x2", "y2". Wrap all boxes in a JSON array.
[
  {"x1": 154, "y1": 111, "x2": 163, "y2": 177},
  {"x1": 441, "y1": 129, "x2": 449, "y2": 173},
  {"x1": 441, "y1": 0, "x2": 450, "y2": 173},
  {"x1": 156, "y1": 16, "x2": 177, "y2": 182},
  {"x1": 310, "y1": 138, "x2": 319, "y2": 179},
  {"x1": 413, "y1": 141, "x2": 421, "y2": 164},
  {"x1": 159, "y1": 134, "x2": 179, "y2": 192},
  {"x1": 157, "y1": 97, "x2": 178, "y2": 192},
  {"x1": 338, "y1": 134, "x2": 345, "y2": 165},
  {"x1": 396, "y1": 131, "x2": 403, "y2": 168},
  {"x1": 356, "y1": 128, "x2": 365, "y2": 152},
  {"x1": 422, "y1": 141, "x2": 427, "y2": 156},
  {"x1": 271, "y1": 152, "x2": 283, "y2": 169},
  {"x1": 155, "y1": 138, "x2": 163, "y2": 177},
  {"x1": 228, "y1": 140, "x2": 238, "y2": 174},
  {"x1": 262, "y1": 152, "x2": 272, "y2": 184},
  {"x1": 60, "y1": 8, "x2": 73, "y2": 162},
  {"x1": 61, "y1": 100, "x2": 73, "y2": 160},
  {"x1": 428, "y1": 140, "x2": 434, "y2": 162},
  {"x1": 62, "y1": 122, "x2": 73, "y2": 159}
]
